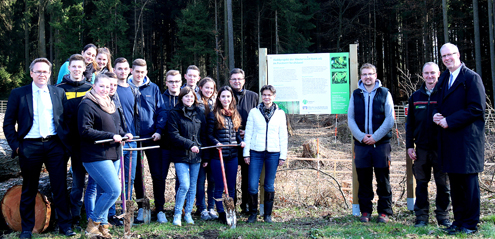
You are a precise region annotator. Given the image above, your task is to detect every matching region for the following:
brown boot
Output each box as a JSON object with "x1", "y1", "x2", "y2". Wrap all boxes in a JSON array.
[
  {"x1": 99, "y1": 224, "x2": 112, "y2": 238},
  {"x1": 85, "y1": 218, "x2": 102, "y2": 238}
]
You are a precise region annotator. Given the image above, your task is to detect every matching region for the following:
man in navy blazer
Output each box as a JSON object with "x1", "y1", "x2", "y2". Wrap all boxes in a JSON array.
[
  {"x1": 3, "y1": 58, "x2": 75, "y2": 238},
  {"x1": 433, "y1": 43, "x2": 486, "y2": 235}
]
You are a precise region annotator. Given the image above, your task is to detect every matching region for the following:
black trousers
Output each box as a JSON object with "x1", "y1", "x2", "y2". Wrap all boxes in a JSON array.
[
  {"x1": 237, "y1": 149, "x2": 249, "y2": 211},
  {"x1": 134, "y1": 141, "x2": 162, "y2": 210},
  {"x1": 355, "y1": 143, "x2": 393, "y2": 215},
  {"x1": 18, "y1": 137, "x2": 71, "y2": 232},
  {"x1": 413, "y1": 148, "x2": 450, "y2": 221},
  {"x1": 449, "y1": 173, "x2": 480, "y2": 230}
]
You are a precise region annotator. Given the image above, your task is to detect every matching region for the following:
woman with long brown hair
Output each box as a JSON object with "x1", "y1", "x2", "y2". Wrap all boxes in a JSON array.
[{"x1": 206, "y1": 85, "x2": 245, "y2": 224}]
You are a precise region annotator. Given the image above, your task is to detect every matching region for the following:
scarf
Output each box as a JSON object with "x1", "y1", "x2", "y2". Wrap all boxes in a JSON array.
[
  {"x1": 221, "y1": 108, "x2": 233, "y2": 117},
  {"x1": 257, "y1": 102, "x2": 276, "y2": 122},
  {"x1": 83, "y1": 88, "x2": 116, "y2": 114}
]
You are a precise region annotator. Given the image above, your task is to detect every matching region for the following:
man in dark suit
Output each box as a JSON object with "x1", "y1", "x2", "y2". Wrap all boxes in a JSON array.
[
  {"x1": 3, "y1": 58, "x2": 76, "y2": 238},
  {"x1": 433, "y1": 43, "x2": 486, "y2": 235}
]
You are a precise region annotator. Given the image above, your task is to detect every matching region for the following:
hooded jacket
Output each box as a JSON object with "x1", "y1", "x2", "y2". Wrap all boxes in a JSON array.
[
  {"x1": 129, "y1": 75, "x2": 165, "y2": 137},
  {"x1": 159, "y1": 89, "x2": 179, "y2": 149},
  {"x1": 56, "y1": 75, "x2": 92, "y2": 152},
  {"x1": 347, "y1": 79, "x2": 394, "y2": 145},
  {"x1": 207, "y1": 111, "x2": 242, "y2": 161}
]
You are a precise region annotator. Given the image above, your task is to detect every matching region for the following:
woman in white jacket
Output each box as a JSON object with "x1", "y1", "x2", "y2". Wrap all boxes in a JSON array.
[{"x1": 243, "y1": 85, "x2": 288, "y2": 223}]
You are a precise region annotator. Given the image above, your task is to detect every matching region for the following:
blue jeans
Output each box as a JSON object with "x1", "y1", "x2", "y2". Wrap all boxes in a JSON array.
[
  {"x1": 196, "y1": 164, "x2": 215, "y2": 211},
  {"x1": 123, "y1": 141, "x2": 138, "y2": 199},
  {"x1": 96, "y1": 159, "x2": 120, "y2": 218},
  {"x1": 248, "y1": 151, "x2": 280, "y2": 194},
  {"x1": 84, "y1": 160, "x2": 121, "y2": 224},
  {"x1": 84, "y1": 175, "x2": 97, "y2": 220},
  {"x1": 211, "y1": 158, "x2": 238, "y2": 213},
  {"x1": 174, "y1": 162, "x2": 200, "y2": 215}
]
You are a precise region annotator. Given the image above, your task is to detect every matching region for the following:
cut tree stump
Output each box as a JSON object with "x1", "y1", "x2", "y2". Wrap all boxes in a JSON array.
[{"x1": 1, "y1": 185, "x2": 51, "y2": 233}]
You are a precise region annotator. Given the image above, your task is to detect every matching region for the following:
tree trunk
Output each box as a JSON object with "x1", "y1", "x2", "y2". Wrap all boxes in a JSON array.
[
  {"x1": 215, "y1": 0, "x2": 220, "y2": 82},
  {"x1": 24, "y1": 1, "x2": 29, "y2": 74},
  {"x1": 275, "y1": 9, "x2": 279, "y2": 54},
  {"x1": 489, "y1": 0, "x2": 495, "y2": 104},
  {"x1": 473, "y1": 0, "x2": 482, "y2": 77},
  {"x1": 38, "y1": 0, "x2": 47, "y2": 58},
  {"x1": 443, "y1": 0, "x2": 449, "y2": 42},
  {"x1": 227, "y1": 0, "x2": 234, "y2": 70}
]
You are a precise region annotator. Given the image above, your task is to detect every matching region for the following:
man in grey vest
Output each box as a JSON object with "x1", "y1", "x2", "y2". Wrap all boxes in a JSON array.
[{"x1": 347, "y1": 63, "x2": 394, "y2": 223}]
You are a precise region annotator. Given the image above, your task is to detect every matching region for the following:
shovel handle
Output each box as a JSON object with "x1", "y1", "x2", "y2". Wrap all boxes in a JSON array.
[{"x1": 218, "y1": 148, "x2": 230, "y2": 198}]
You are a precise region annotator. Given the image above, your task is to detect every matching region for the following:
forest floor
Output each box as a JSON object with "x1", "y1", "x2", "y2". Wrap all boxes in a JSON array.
[{"x1": 1, "y1": 114, "x2": 495, "y2": 238}]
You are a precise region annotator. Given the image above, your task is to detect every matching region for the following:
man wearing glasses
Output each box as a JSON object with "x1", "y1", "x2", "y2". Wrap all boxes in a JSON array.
[
  {"x1": 433, "y1": 43, "x2": 485, "y2": 235},
  {"x1": 347, "y1": 63, "x2": 394, "y2": 224},
  {"x1": 3, "y1": 58, "x2": 75, "y2": 238},
  {"x1": 229, "y1": 68, "x2": 259, "y2": 215}
]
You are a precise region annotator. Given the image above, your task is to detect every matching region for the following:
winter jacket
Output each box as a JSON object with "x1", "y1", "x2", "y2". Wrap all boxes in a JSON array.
[
  {"x1": 159, "y1": 90, "x2": 179, "y2": 150},
  {"x1": 166, "y1": 102, "x2": 207, "y2": 164},
  {"x1": 78, "y1": 98, "x2": 125, "y2": 163},
  {"x1": 114, "y1": 84, "x2": 141, "y2": 135},
  {"x1": 243, "y1": 104, "x2": 288, "y2": 160},
  {"x1": 405, "y1": 83, "x2": 438, "y2": 150},
  {"x1": 57, "y1": 60, "x2": 96, "y2": 84},
  {"x1": 207, "y1": 111, "x2": 242, "y2": 161},
  {"x1": 347, "y1": 79, "x2": 394, "y2": 145},
  {"x1": 434, "y1": 63, "x2": 485, "y2": 174},
  {"x1": 129, "y1": 76, "x2": 165, "y2": 137},
  {"x1": 56, "y1": 75, "x2": 92, "y2": 153},
  {"x1": 233, "y1": 89, "x2": 258, "y2": 129}
]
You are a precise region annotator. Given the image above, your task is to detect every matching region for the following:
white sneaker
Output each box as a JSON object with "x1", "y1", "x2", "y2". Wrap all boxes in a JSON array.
[
  {"x1": 136, "y1": 208, "x2": 144, "y2": 222},
  {"x1": 157, "y1": 211, "x2": 168, "y2": 223},
  {"x1": 259, "y1": 204, "x2": 264, "y2": 217},
  {"x1": 208, "y1": 209, "x2": 219, "y2": 219},
  {"x1": 172, "y1": 214, "x2": 181, "y2": 226},
  {"x1": 184, "y1": 213, "x2": 194, "y2": 224},
  {"x1": 200, "y1": 209, "x2": 211, "y2": 220}
]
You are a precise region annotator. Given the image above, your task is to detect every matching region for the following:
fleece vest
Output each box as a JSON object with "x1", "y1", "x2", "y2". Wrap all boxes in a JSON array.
[{"x1": 353, "y1": 87, "x2": 392, "y2": 144}]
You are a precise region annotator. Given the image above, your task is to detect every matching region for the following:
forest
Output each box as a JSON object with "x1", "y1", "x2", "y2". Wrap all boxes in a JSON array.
[{"x1": 0, "y1": 0, "x2": 494, "y2": 104}]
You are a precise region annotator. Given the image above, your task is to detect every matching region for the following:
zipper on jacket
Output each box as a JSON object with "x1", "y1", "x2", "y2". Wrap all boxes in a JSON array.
[
  {"x1": 366, "y1": 94, "x2": 371, "y2": 134},
  {"x1": 265, "y1": 121, "x2": 269, "y2": 150}
]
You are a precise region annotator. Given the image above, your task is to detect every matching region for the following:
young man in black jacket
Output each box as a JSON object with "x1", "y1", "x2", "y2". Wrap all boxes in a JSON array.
[
  {"x1": 229, "y1": 68, "x2": 259, "y2": 215},
  {"x1": 56, "y1": 54, "x2": 93, "y2": 231},
  {"x1": 406, "y1": 62, "x2": 451, "y2": 228}
]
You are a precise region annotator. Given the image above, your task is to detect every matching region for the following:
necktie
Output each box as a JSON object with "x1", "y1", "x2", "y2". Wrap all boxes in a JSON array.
[
  {"x1": 38, "y1": 89, "x2": 48, "y2": 138},
  {"x1": 448, "y1": 74, "x2": 453, "y2": 89}
]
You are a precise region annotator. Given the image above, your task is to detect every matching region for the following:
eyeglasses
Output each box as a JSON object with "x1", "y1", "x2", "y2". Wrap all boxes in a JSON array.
[
  {"x1": 361, "y1": 73, "x2": 375, "y2": 77},
  {"x1": 166, "y1": 81, "x2": 181, "y2": 84},
  {"x1": 33, "y1": 71, "x2": 50, "y2": 76},
  {"x1": 441, "y1": 52, "x2": 457, "y2": 59},
  {"x1": 230, "y1": 78, "x2": 244, "y2": 82}
]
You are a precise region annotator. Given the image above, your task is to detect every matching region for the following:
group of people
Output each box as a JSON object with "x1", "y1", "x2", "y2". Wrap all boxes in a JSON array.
[
  {"x1": 3, "y1": 44, "x2": 288, "y2": 239},
  {"x1": 349, "y1": 43, "x2": 485, "y2": 235}
]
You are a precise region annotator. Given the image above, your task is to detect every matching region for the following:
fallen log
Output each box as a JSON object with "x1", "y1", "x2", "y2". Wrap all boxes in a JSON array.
[{"x1": 1, "y1": 185, "x2": 51, "y2": 233}]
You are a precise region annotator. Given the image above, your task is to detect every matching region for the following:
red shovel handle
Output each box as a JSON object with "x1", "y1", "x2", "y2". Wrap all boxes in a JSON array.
[{"x1": 217, "y1": 148, "x2": 230, "y2": 198}]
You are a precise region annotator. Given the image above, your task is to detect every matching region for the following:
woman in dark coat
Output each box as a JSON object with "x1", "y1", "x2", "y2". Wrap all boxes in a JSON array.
[
  {"x1": 195, "y1": 77, "x2": 218, "y2": 220},
  {"x1": 167, "y1": 86, "x2": 207, "y2": 226},
  {"x1": 207, "y1": 86, "x2": 245, "y2": 224},
  {"x1": 78, "y1": 74, "x2": 132, "y2": 238}
]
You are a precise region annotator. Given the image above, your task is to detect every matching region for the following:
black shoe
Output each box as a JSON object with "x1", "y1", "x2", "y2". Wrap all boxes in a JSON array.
[
  {"x1": 59, "y1": 227, "x2": 76, "y2": 237},
  {"x1": 448, "y1": 226, "x2": 477, "y2": 235},
  {"x1": 108, "y1": 215, "x2": 124, "y2": 227},
  {"x1": 218, "y1": 212, "x2": 227, "y2": 225},
  {"x1": 414, "y1": 220, "x2": 427, "y2": 227},
  {"x1": 247, "y1": 213, "x2": 257, "y2": 223},
  {"x1": 442, "y1": 225, "x2": 458, "y2": 233},
  {"x1": 437, "y1": 219, "x2": 452, "y2": 227},
  {"x1": 19, "y1": 231, "x2": 32, "y2": 239}
]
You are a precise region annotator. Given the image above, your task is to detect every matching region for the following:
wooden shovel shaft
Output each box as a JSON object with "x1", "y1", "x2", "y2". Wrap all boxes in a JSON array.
[{"x1": 217, "y1": 148, "x2": 230, "y2": 197}]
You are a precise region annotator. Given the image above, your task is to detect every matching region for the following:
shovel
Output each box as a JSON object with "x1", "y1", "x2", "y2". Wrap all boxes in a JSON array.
[{"x1": 202, "y1": 144, "x2": 240, "y2": 229}]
